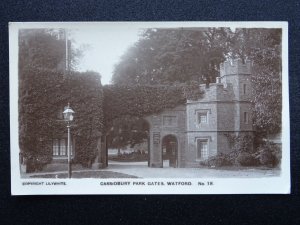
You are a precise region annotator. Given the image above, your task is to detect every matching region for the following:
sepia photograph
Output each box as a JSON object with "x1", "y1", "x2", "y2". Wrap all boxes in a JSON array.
[{"x1": 9, "y1": 22, "x2": 289, "y2": 194}]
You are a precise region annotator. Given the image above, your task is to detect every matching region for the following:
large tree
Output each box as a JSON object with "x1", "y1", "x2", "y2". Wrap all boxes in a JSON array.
[
  {"x1": 112, "y1": 27, "x2": 282, "y2": 136},
  {"x1": 112, "y1": 28, "x2": 229, "y2": 85},
  {"x1": 110, "y1": 28, "x2": 229, "y2": 148},
  {"x1": 229, "y1": 28, "x2": 282, "y2": 135},
  {"x1": 19, "y1": 29, "x2": 82, "y2": 73},
  {"x1": 106, "y1": 116, "x2": 149, "y2": 154}
]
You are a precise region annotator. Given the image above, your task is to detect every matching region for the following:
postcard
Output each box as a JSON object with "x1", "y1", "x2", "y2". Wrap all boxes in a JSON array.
[{"x1": 9, "y1": 22, "x2": 290, "y2": 195}]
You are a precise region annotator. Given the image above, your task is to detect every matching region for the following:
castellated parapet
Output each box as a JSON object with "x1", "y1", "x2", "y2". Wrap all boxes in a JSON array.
[{"x1": 220, "y1": 59, "x2": 252, "y2": 77}]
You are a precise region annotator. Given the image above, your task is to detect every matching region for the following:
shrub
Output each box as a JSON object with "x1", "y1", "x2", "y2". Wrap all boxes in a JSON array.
[
  {"x1": 109, "y1": 151, "x2": 149, "y2": 162},
  {"x1": 259, "y1": 150, "x2": 277, "y2": 167},
  {"x1": 235, "y1": 152, "x2": 259, "y2": 166},
  {"x1": 257, "y1": 142, "x2": 281, "y2": 167},
  {"x1": 200, "y1": 153, "x2": 232, "y2": 167},
  {"x1": 225, "y1": 133, "x2": 254, "y2": 153}
]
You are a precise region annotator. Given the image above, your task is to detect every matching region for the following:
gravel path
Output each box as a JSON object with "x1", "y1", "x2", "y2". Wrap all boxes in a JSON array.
[
  {"x1": 106, "y1": 161, "x2": 280, "y2": 178},
  {"x1": 22, "y1": 160, "x2": 281, "y2": 179}
]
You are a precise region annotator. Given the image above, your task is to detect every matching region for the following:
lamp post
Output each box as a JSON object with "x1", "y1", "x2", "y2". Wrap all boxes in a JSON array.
[{"x1": 63, "y1": 103, "x2": 75, "y2": 178}]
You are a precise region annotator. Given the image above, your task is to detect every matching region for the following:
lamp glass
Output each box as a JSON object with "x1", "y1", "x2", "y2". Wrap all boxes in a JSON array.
[{"x1": 63, "y1": 106, "x2": 75, "y2": 121}]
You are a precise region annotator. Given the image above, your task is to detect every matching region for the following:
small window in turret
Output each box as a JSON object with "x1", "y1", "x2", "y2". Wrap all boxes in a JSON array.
[
  {"x1": 244, "y1": 112, "x2": 249, "y2": 124},
  {"x1": 243, "y1": 84, "x2": 247, "y2": 94}
]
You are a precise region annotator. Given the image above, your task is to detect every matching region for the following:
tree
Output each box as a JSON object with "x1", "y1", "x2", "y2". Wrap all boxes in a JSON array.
[
  {"x1": 112, "y1": 27, "x2": 282, "y2": 136},
  {"x1": 19, "y1": 29, "x2": 82, "y2": 73},
  {"x1": 106, "y1": 116, "x2": 149, "y2": 154},
  {"x1": 110, "y1": 28, "x2": 227, "y2": 148},
  {"x1": 112, "y1": 28, "x2": 229, "y2": 85},
  {"x1": 229, "y1": 28, "x2": 282, "y2": 135}
]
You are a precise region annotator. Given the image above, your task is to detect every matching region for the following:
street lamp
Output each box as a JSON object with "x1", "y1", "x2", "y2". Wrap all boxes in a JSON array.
[{"x1": 63, "y1": 103, "x2": 75, "y2": 178}]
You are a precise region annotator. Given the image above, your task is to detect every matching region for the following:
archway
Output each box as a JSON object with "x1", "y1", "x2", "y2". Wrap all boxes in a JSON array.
[{"x1": 162, "y1": 135, "x2": 178, "y2": 168}]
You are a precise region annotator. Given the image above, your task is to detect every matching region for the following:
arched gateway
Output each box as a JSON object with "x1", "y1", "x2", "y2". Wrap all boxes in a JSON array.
[{"x1": 162, "y1": 135, "x2": 178, "y2": 168}]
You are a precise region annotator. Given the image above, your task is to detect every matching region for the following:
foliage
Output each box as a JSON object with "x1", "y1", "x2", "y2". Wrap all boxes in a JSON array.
[
  {"x1": 255, "y1": 141, "x2": 281, "y2": 167},
  {"x1": 19, "y1": 68, "x2": 104, "y2": 168},
  {"x1": 19, "y1": 29, "x2": 66, "y2": 72},
  {"x1": 19, "y1": 29, "x2": 103, "y2": 168},
  {"x1": 112, "y1": 28, "x2": 228, "y2": 85},
  {"x1": 103, "y1": 83, "x2": 203, "y2": 150},
  {"x1": 201, "y1": 134, "x2": 281, "y2": 168},
  {"x1": 113, "y1": 27, "x2": 282, "y2": 136},
  {"x1": 19, "y1": 27, "x2": 283, "y2": 170},
  {"x1": 19, "y1": 29, "x2": 83, "y2": 72},
  {"x1": 24, "y1": 139, "x2": 53, "y2": 172},
  {"x1": 103, "y1": 84, "x2": 203, "y2": 126},
  {"x1": 109, "y1": 151, "x2": 148, "y2": 162},
  {"x1": 229, "y1": 28, "x2": 282, "y2": 134},
  {"x1": 200, "y1": 153, "x2": 232, "y2": 167},
  {"x1": 19, "y1": 28, "x2": 205, "y2": 168},
  {"x1": 235, "y1": 152, "x2": 259, "y2": 166},
  {"x1": 106, "y1": 116, "x2": 149, "y2": 151},
  {"x1": 224, "y1": 133, "x2": 254, "y2": 153}
]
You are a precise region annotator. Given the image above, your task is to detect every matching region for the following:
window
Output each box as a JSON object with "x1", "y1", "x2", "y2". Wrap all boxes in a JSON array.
[
  {"x1": 243, "y1": 84, "x2": 247, "y2": 94},
  {"x1": 198, "y1": 112, "x2": 208, "y2": 124},
  {"x1": 163, "y1": 116, "x2": 177, "y2": 126},
  {"x1": 52, "y1": 138, "x2": 73, "y2": 156},
  {"x1": 60, "y1": 139, "x2": 66, "y2": 155},
  {"x1": 244, "y1": 112, "x2": 249, "y2": 124},
  {"x1": 197, "y1": 139, "x2": 208, "y2": 160},
  {"x1": 53, "y1": 139, "x2": 60, "y2": 156}
]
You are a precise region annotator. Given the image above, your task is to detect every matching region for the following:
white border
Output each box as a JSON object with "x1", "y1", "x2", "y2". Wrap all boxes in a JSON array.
[{"x1": 9, "y1": 22, "x2": 290, "y2": 195}]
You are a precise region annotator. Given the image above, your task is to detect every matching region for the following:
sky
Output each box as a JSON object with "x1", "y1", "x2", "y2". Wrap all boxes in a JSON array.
[
  {"x1": 66, "y1": 23, "x2": 247, "y2": 85},
  {"x1": 71, "y1": 25, "x2": 142, "y2": 85}
]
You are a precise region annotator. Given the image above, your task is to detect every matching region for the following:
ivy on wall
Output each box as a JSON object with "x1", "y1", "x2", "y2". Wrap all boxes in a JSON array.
[
  {"x1": 20, "y1": 69, "x2": 202, "y2": 169},
  {"x1": 19, "y1": 68, "x2": 104, "y2": 168},
  {"x1": 103, "y1": 83, "x2": 203, "y2": 129}
]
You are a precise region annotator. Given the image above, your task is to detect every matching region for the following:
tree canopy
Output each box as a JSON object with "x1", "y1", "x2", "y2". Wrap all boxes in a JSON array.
[
  {"x1": 112, "y1": 28, "x2": 229, "y2": 85},
  {"x1": 112, "y1": 27, "x2": 282, "y2": 135},
  {"x1": 231, "y1": 28, "x2": 282, "y2": 134}
]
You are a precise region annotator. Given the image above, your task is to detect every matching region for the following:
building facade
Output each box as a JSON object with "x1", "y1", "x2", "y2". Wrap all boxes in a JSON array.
[{"x1": 145, "y1": 59, "x2": 254, "y2": 168}]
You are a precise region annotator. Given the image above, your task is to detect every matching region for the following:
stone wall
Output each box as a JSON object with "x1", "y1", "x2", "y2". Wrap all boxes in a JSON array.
[
  {"x1": 220, "y1": 59, "x2": 252, "y2": 77},
  {"x1": 145, "y1": 105, "x2": 186, "y2": 167}
]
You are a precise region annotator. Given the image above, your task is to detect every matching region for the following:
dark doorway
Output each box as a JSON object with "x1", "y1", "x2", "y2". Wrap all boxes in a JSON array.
[{"x1": 162, "y1": 135, "x2": 178, "y2": 168}]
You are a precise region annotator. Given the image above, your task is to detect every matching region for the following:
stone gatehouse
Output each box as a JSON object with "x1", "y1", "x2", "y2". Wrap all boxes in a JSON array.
[{"x1": 145, "y1": 59, "x2": 254, "y2": 168}]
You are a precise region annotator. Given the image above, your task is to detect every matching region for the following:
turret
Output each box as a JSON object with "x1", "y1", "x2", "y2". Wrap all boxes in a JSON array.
[
  {"x1": 219, "y1": 59, "x2": 252, "y2": 101},
  {"x1": 220, "y1": 59, "x2": 252, "y2": 76}
]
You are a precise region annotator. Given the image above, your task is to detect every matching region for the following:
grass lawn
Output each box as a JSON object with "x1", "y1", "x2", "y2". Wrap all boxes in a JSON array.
[{"x1": 30, "y1": 171, "x2": 139, "y2": 179}]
